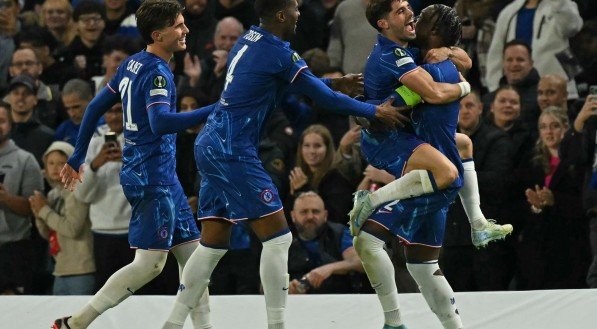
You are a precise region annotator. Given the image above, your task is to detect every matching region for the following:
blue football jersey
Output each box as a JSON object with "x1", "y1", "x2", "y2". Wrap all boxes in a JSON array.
[
  {"x1": 411, "y1": 60, "x2": 464, "y2": 188},
  {"x1": 362, "y1": 35, "x2": 420, "y2": 147},
  {"x1": 107, "y1": 50, "x2": 178, "y2": 186},
  {"x1": 196, "y1": 26, "x2": 308, "y2": 157},
  {"x1": 363, "y1": 34, "x2": 419, "y2": 102}
]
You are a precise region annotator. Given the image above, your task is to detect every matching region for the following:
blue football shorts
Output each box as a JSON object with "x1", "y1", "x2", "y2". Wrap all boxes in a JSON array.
[
  {"x1": 195, "y1": 146, "x2": 283, "y2": 221},
  {"x1": 123, "y1": 182, "x2": 200, "y2": 251}
]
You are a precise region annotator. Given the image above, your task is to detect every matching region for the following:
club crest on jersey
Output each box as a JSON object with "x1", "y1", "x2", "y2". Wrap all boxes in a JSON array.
[
  {"x1": 153, "y1": 75, "x2": 167, "y2": 88},
  {"x1": 157, "y1": 226, "x2": 169, "y2": 240},
  {"x1": 260, "y1": 189, "x2": 275, "y2": 203},
  {"x1": 292, "y1": 52, "x2": 301, "y2": 63}
]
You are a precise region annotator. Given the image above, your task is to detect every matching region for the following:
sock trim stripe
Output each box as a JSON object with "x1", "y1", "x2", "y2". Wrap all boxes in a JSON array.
[
  {"x1": 426, "y1": 170, "x2": 439, "y2": 192},
  {"x1": 461, "y1": 158, "x2": 474, "y2": 163}
]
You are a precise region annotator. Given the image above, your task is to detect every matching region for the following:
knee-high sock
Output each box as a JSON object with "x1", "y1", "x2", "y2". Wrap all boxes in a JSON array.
[
  {"x1": 69, "y1": 249, "x2": 168, "y2": 329},
  {"x1": 172, "y1": 243, "x2": 212, "y2": 329},
  {"x1": 406, "y1": 261, "x2": 463, "y2": 329},
  {"x1": 164, "y1": 243, "x2": 227, "y2": 329},
  {"x1": 260, "y1": 232, "x2": 292, "y2": 329},
  {"x1": 353, "y1": 232, "x2": 403, "y2": 327},
  {"x1": 458, "y1": 159, "x2": 487, "y2": 229},
  {"x1": 369, "y1": 170, "x2": 436, "y2": 208}
]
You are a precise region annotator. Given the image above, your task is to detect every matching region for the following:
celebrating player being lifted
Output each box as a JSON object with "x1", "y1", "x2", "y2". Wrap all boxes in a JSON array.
[
  {"x1": 350, "y1": 0, "x2": 512, "y2": 249},
  {"x1": 55, "y1": 1, "x2": 215, "y2": 328},
  {"x1": 350, "y1": 2, "x2": 512, "y2": 329}
]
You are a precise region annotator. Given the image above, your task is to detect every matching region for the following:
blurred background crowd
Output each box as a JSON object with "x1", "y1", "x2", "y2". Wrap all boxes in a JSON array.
[{"x1": 0, "y1": 0, "x2": 596, "y2": 296}]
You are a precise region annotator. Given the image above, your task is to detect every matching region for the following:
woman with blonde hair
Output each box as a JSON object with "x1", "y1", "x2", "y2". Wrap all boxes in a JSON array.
[
  {"x1": 517, "y1": 106, "x2": 590, "y2": 289},
  {"x1": 40, "y1": 0, "x2": 77, "y2": 48},
  {"x1": 289, "y1": 124, "x2": 354, "y2": 223}
]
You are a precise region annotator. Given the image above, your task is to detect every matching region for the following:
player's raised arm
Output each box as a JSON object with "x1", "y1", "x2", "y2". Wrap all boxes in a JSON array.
[
  {"x1": 292, "y1": 69, "x2": 409, "y2": 127},
  {"x1": 61, "y1": 86, "x2": 120, "y2": 190}
]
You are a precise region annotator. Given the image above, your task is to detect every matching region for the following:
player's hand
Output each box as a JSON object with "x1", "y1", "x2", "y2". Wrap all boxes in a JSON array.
[
  {"x1": 306, "y1": 265, "x2": 334, "y2": 288},
  {"x1": 184, "y1": 53, "x2": 202, "y2": 87},
  {"x1": 363, "y1": 165, "x2": 395, "y2": 185},
  {"x1": 424, "y1": 47, "x2": 451, "y2": 64},
  {"x1": 60, "y1": 163, "x2": 84, "y2": 191},
  {"x1": 332, "y1": 73, "x2": 364, "y2": 97},
  {"x1": 28, "y1": 191, "x2": 47, "y2": 217},
  {"x1": 289, "y1": 167, "x2": 308, "y2": 195},
  {"x1": 339, "y1": 125, "x2": 361, "y2": 155},
  {"x1": 374, "y1": 98, "x2": 410, "y2": 127}
]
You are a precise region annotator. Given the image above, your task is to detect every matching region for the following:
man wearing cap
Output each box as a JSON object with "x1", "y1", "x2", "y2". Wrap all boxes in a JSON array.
[
  {"x1": 0, "y1": 100, "x2": 44, "y2": 294},
  {"x1": 5, "y1": 73, "x2": 54, "y2": 166},
  {"x1": 8, "y1": 47, "x2": 65, "y2": 129}
]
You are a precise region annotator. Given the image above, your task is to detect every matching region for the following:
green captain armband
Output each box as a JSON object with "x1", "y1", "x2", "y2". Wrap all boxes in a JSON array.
[{"x1": 395, "y1": 85, "x2": 422, "y2": 106}]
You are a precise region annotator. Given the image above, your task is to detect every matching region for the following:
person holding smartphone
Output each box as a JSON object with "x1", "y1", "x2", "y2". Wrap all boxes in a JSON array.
[{"x1": 71, "y1": 103, "x2": 132, "y2": 295}]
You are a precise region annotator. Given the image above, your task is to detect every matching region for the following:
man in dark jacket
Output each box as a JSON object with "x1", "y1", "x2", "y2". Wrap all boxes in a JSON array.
[
  {"x1": 5, "y1": 74, "x2": 54, "y2": 166},
  {"x1": 442, "y1": 91, "x2": 515, "y2": 291},
  {"x1": 482, "y1": 40, "x2": 541, "y2": 130},
  {"x1": 288, "y1": 191, "x2": 365, "y2": 294}
]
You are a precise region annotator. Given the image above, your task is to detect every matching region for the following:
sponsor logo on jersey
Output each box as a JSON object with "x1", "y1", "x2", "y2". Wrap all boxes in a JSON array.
[
  {"x1": 153, "y1": 75, "x2": 167, "y2": 88},
  {"x1": 260, "y1": 189, "x2": 275, "y2": 203},
  {"x1": 292, "y1": 52, "x2": 301, "y2": 63}
]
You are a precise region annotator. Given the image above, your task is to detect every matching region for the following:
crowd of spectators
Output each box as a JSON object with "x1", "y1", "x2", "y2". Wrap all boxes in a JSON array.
[{"x1": 0, "y1": 0, "x2": 596, "y2": 296}]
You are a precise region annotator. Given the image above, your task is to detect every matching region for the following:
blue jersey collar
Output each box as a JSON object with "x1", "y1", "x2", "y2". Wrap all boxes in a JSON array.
[{"x1": 250, "y1": 25, "x2": 290, "y2": 48}]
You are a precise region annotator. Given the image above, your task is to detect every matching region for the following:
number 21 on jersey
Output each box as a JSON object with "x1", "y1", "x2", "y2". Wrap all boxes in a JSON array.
[{"x1": 119, "y1": 77, "x2": 138, "y2": 131}]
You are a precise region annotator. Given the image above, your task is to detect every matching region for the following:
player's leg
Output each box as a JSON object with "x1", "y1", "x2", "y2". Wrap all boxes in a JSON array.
[
  {"x1": 249, "y1": 210, "x2": 293, "y2": 329},
  {"x1": 163, "y1": 220, "x2": 231, "y2": 329},
  {"x1": 405, "y1": 245, "x2": 463, "y2": 329},
  {"x1": 370, "y1": 144, "x2": 458, "y2": 206},
  {"x1": 353, "y1": 222, "x2": 406, "y2": 329},
  {"x1": 455, "y1": 133, "x2": 513, "y2": 247},
  {"x1": 171, "y1": 242, "x2": 212, "y2": 329},
  {"x1": 351, "y1": 144, "x2": 457, "y2": 236},
  {"x1": 53, "y1": 185, "x2": 180, "y2": 329},
  {"x1": 55, "y1": 249, "x2": 169, "y2": 329}
]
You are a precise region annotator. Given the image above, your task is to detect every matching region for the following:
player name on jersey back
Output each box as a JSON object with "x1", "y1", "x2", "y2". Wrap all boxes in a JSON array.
[
  {"x1": 244, "y1": 30, "x2": 263, "y2": 42},
  {"x1": 126, "y1": 59, "x2": 143, "y2": 74}
]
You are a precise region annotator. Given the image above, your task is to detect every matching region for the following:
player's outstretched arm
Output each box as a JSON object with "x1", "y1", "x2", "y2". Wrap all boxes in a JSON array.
[
  {"x1": 147, "y1": 102, "x2": 217, "y2": 135},
  {"x1": 293, "y1": 70, "x2": 408, "y2": 127},
  {"x1": 400, "y1": 67, "x2": 470, "y2": 104},
  {"x1": 63, "y1": 87, "x2": 120, "y2": 190}
]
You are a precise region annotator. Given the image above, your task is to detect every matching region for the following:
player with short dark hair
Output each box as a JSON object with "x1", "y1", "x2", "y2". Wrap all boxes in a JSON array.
[
  {"x1": 161, "y1": 0, "x2": 405, "y2": 327},
  {"x1": 54, "y1": 1, "x2": 215, "y2": 328}
]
